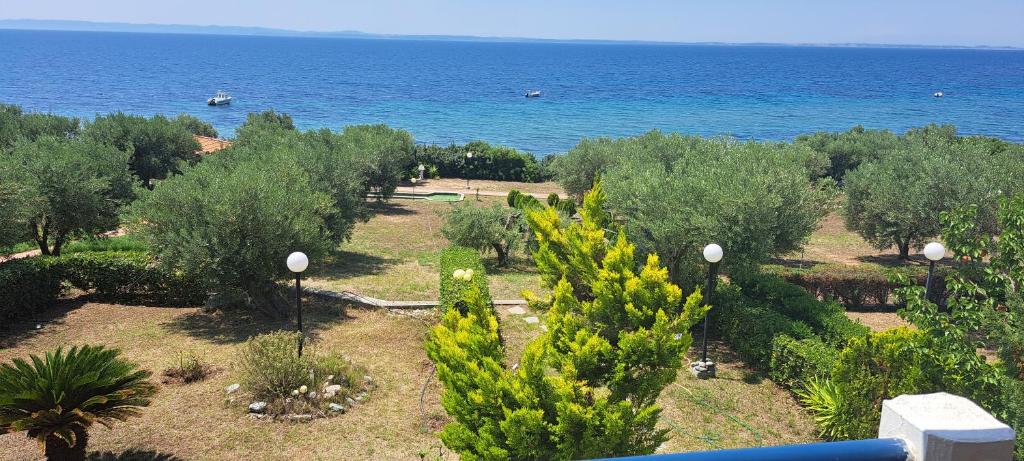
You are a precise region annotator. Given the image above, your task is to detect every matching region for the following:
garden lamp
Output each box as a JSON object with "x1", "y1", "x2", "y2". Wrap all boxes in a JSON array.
[
  {"x1": 694, "y1": 243, "x2": 723, "y2": 379},
  {"x1": 465, "y1": 151, "x2": 474, "y2": 189},
  {"x1": 287, "y1": 251, "x2": 309, "y2": 356},
  {"x1": 418, "y1": 163, "x2": 426, "y2": 180},
  {"x1": 923, "y1": 241, "x2": 944, "y2": 301}
]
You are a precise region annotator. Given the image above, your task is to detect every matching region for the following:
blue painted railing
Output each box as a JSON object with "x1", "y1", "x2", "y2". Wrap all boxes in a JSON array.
[{"x1": 592, "y1": 438, "x2": 909, "y2": 461}]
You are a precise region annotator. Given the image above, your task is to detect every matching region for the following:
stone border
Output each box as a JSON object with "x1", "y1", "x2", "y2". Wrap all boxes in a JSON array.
[{"x1": 303, "y1": 286, "x2": 525, "y2": 309}]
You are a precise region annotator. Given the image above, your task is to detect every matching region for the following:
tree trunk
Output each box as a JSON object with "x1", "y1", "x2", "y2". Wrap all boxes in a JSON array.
[
  {"x1": 896, "y1": 239, "x2": 911, "y2": 260},
  {"x1": 33, "y1": 220, "x2": 51, "y2": 256},
  {"x1": 44, "y1": 428, "x2": 88, "y2": 461},
  {"x1": 51, "y1": 234, "x2": 66, "y2": 257},
  {"x1": 492, "y1": 243, "x2": 509, "y2": 267},
  {"x1": 243, "y1": 281, "x2": 291, "y2": 319}
]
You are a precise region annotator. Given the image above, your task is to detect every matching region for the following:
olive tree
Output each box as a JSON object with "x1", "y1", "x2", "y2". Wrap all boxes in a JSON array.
[
  {"x1": 234, "y1": 110, "x2": 295, "y2": 145},
  {"x1": 844, "y1": 136, "x2": 1024, "y2": 259},
  {"x1": 601, "y1": 133, "x2": 829, "y2": 286},
  {"x1": 172, "y1": 114, "x2": 218, "y2": 138},
  {"x1": 130, "y1": 152, "x2": 334, "y2": 317},
  {"x1": 0, "y1": 181, "x2": 30, "y2": 248},
  {"x1": 0, "y1": 104, "x2": 79, "y2": 152},
  {"x1": 0, "y1": 137, "x2": 135, "y2": 255},
  {"x1": 794, "y1": 125, "x2": 899, "y2": 180},
  {"x1": 441, "y1": 203, "x2": 522, "y2": 266},
  {"x1": 82, "y1": 113, "x2": 199, "y2": 187}
]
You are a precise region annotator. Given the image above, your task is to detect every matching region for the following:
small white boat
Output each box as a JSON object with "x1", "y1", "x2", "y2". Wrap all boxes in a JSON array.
[
  {"x1": 207, "y1": 90, "x2": 232, "y2": 105},
  {"x1": 525, "y1": 90, "x2": 541, "y2": 98},
  {"x1": 933, "y1": 91, "x2": 944, "y2": 98}
]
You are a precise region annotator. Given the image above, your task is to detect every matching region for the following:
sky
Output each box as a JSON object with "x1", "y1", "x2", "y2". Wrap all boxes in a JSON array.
[{"x1": 3, "y1": 0, "x2": 1023, "y2": 47}]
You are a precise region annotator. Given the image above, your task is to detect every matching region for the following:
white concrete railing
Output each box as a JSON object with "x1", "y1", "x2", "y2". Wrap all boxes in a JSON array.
[{"x1": 879, "y1": 393, "x2": 1016, "y2": 461}]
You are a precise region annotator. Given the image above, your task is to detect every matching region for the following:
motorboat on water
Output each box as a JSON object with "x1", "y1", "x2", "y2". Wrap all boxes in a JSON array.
[
  {"x1": 933, "y1": 91, "x2": 944, "y2": 98},
  {"x1": 208, "y1": 90, "x2": 232, "y2": 105},
  {"x1": 524, "y1": 90, "x2": 541, "y2": 98}
]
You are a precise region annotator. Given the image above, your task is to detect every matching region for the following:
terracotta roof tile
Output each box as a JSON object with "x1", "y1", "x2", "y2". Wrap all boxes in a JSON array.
[{"x1": 194, "y1": 135, "x2": 233, "y2": 155}]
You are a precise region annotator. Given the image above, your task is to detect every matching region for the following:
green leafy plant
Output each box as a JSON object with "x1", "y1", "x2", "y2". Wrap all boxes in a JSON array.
[
  {"x1": 427, "y1": 183, "x2": 708, "y2": 459},
  {"x1": 796, "y1": 378, "x2": 848, "y2": 440},
  {"x1": 0, "y1": 345, "x2": 155, "y2": 461},
  {"x1": 162, "y1": 351, "x2": 213, "y2": 385}
]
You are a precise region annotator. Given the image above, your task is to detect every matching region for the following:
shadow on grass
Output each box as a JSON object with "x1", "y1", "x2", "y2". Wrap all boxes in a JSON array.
[
  {"x1": 366, "y1": 201, "x2": 417, "y2": 217},
  {"x1": 0, "y1": 297, "x2": 89, "y2": 349},
  {"x1": 87, "y1": 450, "x2": 183, "y2": 461},
  {"x1": 318, "y1": 250, "x2": 401, "y2": 279},
  {"x1": 163, "y1": 297, "x2": 352, "y2": 345},
  {"x1": 483, "y1": 256, "x2": 539, "y2": 275},
  {"x1": 765, "y1": 258, "x2": 829, "y2": 270},
  {"x1": 854, "y1": 254, "x2": 937, "y2": 268}
]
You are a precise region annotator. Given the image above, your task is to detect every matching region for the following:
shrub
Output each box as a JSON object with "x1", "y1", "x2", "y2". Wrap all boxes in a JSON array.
[
  {"x1": 236, "y1": 331, "x2": 312, "y2": 400},
  {"x1": 62, "y1": 235, "x2": 149, "y2": 254},
  {"x1": 57, "y1": 251, "x2": 206, "y2": 306},
  {"x1": 732, "y1": 270, "x2": 869, "y2": 346},
  {"x1": 826, "y1": 328, "x2": 931, "y2": 439},
  {"x1": 767, "y1": 263, "x2": 949, "y2": 310},
  {"x1": 235, "y1": 331, "x2": 365, "y2": 415},
  {"x1": 711, "y1": 284, "x2": 816, "y2": 369},
  {"x1": 0, "y1": 257, "x2": 63, "y2": 323},
  {"x1": 412, "y1": 141, "x2": 551, "y2": 183},
  {"x1": 0, "y1": 345, "x2": 155, "y2": 461},
  {"x1": 438, "y1": 246, "x2": 490, "y2": 312},
  {"x1": 82, "y1": 112, "x2": 200, "y2": 186},
  {"x1": 162, "y1": 351, "x2": 213, "y2": 384},
  {"x1": 427, "y1": 183, "x2": 707, "y2": 459},
  {"x1": 769, "y1": 335, "x2": 837, "y2": 390},
  {"x1": 441, "y1": 203, "x2": 522, "y2": 266}
]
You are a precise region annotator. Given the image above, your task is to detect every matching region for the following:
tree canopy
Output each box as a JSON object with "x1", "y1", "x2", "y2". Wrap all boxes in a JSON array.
[
  {"x1": 0, "y1": 137, "x2": 135, "y2": 255},
  {"x1": 82, "y1": 112, "x2": 199, "y2": 186}
]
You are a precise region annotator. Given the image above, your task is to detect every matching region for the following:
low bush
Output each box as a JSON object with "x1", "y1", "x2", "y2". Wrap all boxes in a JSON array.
[
  {"x1": 438, "y1": 246, "x2": 490, "y2": 312},
  {"x1": 413, "y1": 141, "x2": 552, "y2": 183},
  {"x1": 732, "y1": 270, "x2": 869, "y2": 345},
  {"x1": 235, "y1": 331, "x2": 366, "y2": 416},
  {"x1": 769, "y1": 335, "x2": 837, "y2": 390},
  {"x1": 0, "y1": 257, "x2": 63, "y2": 323},
  {"x1": 62, "y1": 235, "x2": 149, "y2": 254},
  {"x1": 766, "y1": 263, "x2": 948, "y2": 310},
  {"x1": 162, "y1": 351, "x2": 213, "y2": 384},
  {"x1": 57, "y1": 251, "x2": 206, "y2": 306},
  {"x1": 711, "y1": 284, "x2": 815, "y2": 369}
]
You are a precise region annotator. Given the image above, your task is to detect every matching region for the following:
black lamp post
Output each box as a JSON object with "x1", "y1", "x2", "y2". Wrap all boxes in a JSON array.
[
  {"x1": 465, "y1": 151, "x2": 473, "y2": 189},
  {"x1": 922, "y1": 241, "x2": 944, "y2": 301},
  {"x1": 287, "y1": 251, "x2": 309, "y2": 356},
  {"x1": 692, "y1": 243, "x2": 723, "y2": 379}
]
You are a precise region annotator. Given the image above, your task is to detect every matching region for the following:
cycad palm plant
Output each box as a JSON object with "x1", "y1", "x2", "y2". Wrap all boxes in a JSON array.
[{"x1": 0, "y1": 345, "x2": 156, "y2": 461}]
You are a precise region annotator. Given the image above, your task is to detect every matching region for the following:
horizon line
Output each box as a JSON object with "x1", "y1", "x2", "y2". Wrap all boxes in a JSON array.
[{"x1": 1, "y1": 18, "x2": 1021, "y2": 50}]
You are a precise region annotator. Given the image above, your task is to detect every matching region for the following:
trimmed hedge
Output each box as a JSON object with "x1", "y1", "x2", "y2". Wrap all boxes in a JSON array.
[
  {"x1": 711, "y1": 284, "x2": 815, "y2": 369},
  {"x1": 0, "y1": 257, "x2": 64, "y2": 323},
  {"x1": 0, "y1": 251, "x2": 206, "y2": 325},
  {"x1": 765, "y1": 263, "x2": 949, "y2": 311},
  {"x1": 58, "y1": 251, "x2": 205, "y2": 305},
  {"x1": 439, "y1": 246, "x2": 491, "y2": 312},
  {"x1": 732, "y1": 270, "x2": 869, "y2": 345},
  {"x1": 769, "y1": 335, "x2": 838, "y2": 390}
]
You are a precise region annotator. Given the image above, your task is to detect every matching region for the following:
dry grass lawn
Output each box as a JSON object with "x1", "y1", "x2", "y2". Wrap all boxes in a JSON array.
[
  {"x1": 408, "y1": 178, "x2": 564, "y2": 197},
  {"x1": 0, "y1": 298, "x2": 448, "y2": 461}
]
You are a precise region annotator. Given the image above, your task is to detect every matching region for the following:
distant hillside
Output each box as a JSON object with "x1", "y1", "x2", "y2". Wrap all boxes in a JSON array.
[{"x1": 0, "y1": 19, "x2": 1019, "y2": 49}]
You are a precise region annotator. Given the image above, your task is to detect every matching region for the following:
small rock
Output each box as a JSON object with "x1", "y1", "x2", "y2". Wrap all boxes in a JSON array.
[
  {"x1": 289, "y1": 414, "x2": 313, "y2": 422},
  {"x1": 225, "y1": 383, "x2": 240, "y2": 394},
  {"x1": 346, "y1": 397, "x2": 357, "y2": 405},
  {"x1": 523, "y1": 316, "x2": 540, "y2": 324},
  {"x1": 248, "y1": 401, "x2": 268, "y2": 414},
  {"x1": 248, "y1": 413, "x2": 267, "y2": 420},
  {"x1": 35, "y1": 324, "x2": 42, "y2": 330},
  {"x1": 324, "y1": 384, "x2": 342, "y2": 397},
  {"x1": 507, "y1": 306, "x2": 526, "y2": 315},
  {"x1": 328, "y1": 403, "x2": 345, "y2": 413},
  {"x1": 363, "y1": 375, "x2": 373, "y2": 383},
  {"x1": 326, "y1": 375, "x2": 335, "y2": 382},
  {"x1": 308, "y1": 391, "x2": 318, "y2": 399}
]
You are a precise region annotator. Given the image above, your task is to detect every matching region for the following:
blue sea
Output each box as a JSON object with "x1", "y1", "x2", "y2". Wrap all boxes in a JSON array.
[{"x1": 1, "y1": 29, "x2": 1023, "y2": 153}]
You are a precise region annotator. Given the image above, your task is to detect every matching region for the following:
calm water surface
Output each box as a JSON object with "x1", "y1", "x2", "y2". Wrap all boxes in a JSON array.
[{"x1": 1, "y1": 29, "x2": 1022, "y2": 153}]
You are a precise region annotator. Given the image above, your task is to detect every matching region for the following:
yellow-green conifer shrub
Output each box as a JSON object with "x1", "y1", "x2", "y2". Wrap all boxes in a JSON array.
[{"x1": 425, "y1": 182, "x2": 707, "y2": 460}]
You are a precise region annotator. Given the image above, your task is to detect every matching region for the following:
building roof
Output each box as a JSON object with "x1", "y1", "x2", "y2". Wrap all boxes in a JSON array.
[{"x1": 194, "y1": 135, "x2": 233, "y2": 155}]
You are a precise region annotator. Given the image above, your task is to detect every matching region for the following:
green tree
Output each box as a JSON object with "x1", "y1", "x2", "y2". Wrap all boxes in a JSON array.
[
  {"x1": 427, "y1": 184, "x2": 708, "y2": 459},
  {"x1": 338, "y1": 124, "x2": 415, "y2": 199},
  {"x1": 0, "y1": 181, "x2": 30, "y2": 248},
  {"x1": 442, "y1": 203, "x2": 522, "y2": 266},
  {"x1": 82, "y1": 112, "x2": 200, "y2": 187},
  {"x1": 172, "y1": 113, "x2": 218, "y2": 138},
  {"x1": 600, "y1": 133, "x2": 829, "y2": 286},
  {"x1": 794, "y1": 125, "x2": 899, "y2": 180},
  {"x1": 234, "y1": 110, "x2": 296, "y2": 144},
  {"x1": 0, "y1": 345, "x2": 155, "y2": 461},
  {"x1": 0, "y1": 104, "x2": 80, "y2": 152},
  {"x1": 0, "y1": 137, "x2": 135, "y2": 255},
  {"x1": 129, "y1": 152, "x2": 334, "y2": 316},
  {"x1": 551, "y1": 136, "x2": 623, "y2": 199},
  {"x1": 843, "y1": 133, "x2": 1023, "y2": 259}
]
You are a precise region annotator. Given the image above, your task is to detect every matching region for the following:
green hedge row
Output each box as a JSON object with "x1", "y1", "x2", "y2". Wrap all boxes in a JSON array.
[
  {"x1": 711, "y1": 271, "x2": 869, "y2": 390},
  {"x1": 732, "y1": 270, "x2": 870, "y2": 345},
  {"x1": 764, "y1": 263, "x2": 948, "y2": 311},
  {"x1": 439, "y1": 246, "x2": 491, "y2": 312},
  {"x1": 413, "y1": 141, "x2": 552, "y2": 183},
  {"x1": 0, "y1": 251, "x2": 206, "y2": 325}
]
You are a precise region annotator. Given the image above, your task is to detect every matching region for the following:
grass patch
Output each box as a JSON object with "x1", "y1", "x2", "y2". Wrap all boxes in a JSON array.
[{"x1": 63, "y1": 235, "x2": 149, "y2": 254}]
